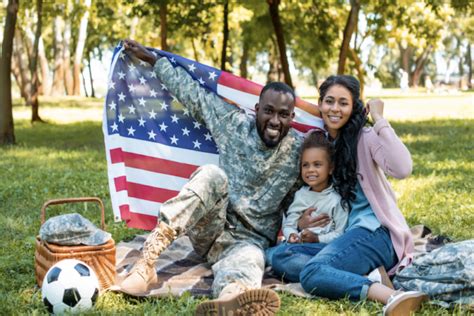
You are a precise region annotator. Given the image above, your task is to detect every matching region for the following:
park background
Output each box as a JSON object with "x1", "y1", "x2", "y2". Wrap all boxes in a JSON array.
[{"x1": 0, "y1": 0, "x2": 473, "y2": 315}]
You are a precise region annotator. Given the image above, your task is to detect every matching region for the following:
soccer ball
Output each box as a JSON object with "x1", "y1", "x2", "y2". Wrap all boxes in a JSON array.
[{"x1": 41, "y1": 259, "x2": 99, "y2": 314}]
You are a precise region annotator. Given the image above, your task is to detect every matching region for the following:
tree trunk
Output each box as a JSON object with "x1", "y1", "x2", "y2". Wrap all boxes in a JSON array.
[
  {"x1": 0, "y1": 0, "x2": 19, "y2": 145},
  {"x1": 467, "y1": 43, "x2": 472, "y2": 89},
  {"x1": 191, "y1": 39, "x2": 200, "y2": 63},
  {"x1": 220, "y1": 0, "x2": 229, "y2": 71},
  {"x1": 268, "y1": 0, "x2": 293, "y2": 87},
  {"x1": 240, "y1": 39, "x2": 249, "y2": 79},
  {"x1": 398, "y1": 43, "x2": 412, "y2": 74},
  {"x1": 63, "y1": 18, "x2": 73, "y2": 95},
  {"x1": 37, "y1": 36, "x2": 50, "y2": 95},
  {"x1": 52, "y1": 15, "x2": 65, "y2": 95},
  {"x1": 411, "y1": 46, "x2": 432, "y2": 88},
  {"x1": 30, "y1": 0, "x2": 43, "y2": 122},
  {"x1": 337, "y1": 0, "x2": 361, "y2": 74},
  {"x1": 349, "y1": 48, "x2": 365, "y2": 98},
  {"x1": 73, "y1": 0, "x2": 91, "y2": 95},
  {"x1": 87, "y1": 52, "x2": 95, "y2": 98},
  {"x1": 267, "y1": 39, "x2": 281, "y2": 82},
  {"x1": 129, "y1": 16, "x2": 139, "y2": 39},
  {"x1": 13, "y1": 28, "x2": 31, "y2": 101},
  {"x1": 160, "y1": 2, "x2": 168, "y2": 51}
]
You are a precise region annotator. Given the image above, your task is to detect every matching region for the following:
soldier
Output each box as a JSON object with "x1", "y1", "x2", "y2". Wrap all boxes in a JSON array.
[{"x1": 121, "y1": 39, "x2": 327, "y2": 315}]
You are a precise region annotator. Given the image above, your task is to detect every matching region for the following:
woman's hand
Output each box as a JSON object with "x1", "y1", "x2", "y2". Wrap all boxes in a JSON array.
[
  {"x1": 298, "y1": 208, "x2": 330, "y2": 230},
  {"x1": 367, "y1": 99, "x2": 384, "y2": 123},
  {"x1": 288, "y1": 233, "x2": 301, "y2": 243},
  {"x1": 123, "y1": 39, "x2": 157, "y2": 66},
  {"x1": 300, "y1": 229, "x2": 319, "y2": 243}
]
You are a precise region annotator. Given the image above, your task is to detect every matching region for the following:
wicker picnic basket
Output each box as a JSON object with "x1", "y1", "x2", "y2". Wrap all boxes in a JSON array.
[{"x1": 34, "y1": 197, "x2": 116, "y2": 290}]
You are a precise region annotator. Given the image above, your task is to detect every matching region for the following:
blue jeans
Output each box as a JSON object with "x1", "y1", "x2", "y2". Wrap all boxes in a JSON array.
[{"x1": 266, "y1": 227, "x2": 397, "y2": 300}]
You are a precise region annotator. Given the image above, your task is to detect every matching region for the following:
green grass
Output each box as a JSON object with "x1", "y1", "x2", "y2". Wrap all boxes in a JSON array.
[{"x1": 1, "y1": 97, "x2": 473, "y2": 315}]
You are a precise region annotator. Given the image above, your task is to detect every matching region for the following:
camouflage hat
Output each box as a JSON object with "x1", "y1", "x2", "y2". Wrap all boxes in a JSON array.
[{"x1": 39, "y1": 213, "x2": 111, "y2": 246}]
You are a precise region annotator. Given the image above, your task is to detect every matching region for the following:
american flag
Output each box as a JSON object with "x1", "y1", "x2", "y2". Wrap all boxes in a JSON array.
[{"x1": 103, "y1": 42, "x2": 324, "y2": 230}]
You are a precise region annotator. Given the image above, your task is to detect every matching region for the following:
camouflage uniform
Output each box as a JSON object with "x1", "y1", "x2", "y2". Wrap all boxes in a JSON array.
[
  {"x1": 142, "y1": 57, "x2": 303, "y2": 297},
  {"x1": 393, "y1": 240, "x2": 474, "y2": 307}
]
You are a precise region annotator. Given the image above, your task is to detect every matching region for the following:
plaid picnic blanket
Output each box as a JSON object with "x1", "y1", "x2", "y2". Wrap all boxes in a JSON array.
[{"x1": 112, "y1": 225, "x2": 449, "y2": 298}]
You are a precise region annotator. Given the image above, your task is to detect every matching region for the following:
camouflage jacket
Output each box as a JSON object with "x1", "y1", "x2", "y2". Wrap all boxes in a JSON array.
[
  {"x1": 153, "y1": 57, "x2": 303, "y2": 245},
  {"x1": 393, "y1": 240, "x2": 474, "y2": 307}
]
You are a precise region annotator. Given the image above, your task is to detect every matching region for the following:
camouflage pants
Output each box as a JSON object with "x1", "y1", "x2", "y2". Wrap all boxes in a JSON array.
[{"x1": 143, "y1": 164, "x2": 266, "y2": 297}]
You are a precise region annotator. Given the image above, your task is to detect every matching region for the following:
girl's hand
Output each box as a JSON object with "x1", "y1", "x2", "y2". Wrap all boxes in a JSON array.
[
  {"x1": 123, "y1": 39, "x2": 158, "y2": 66},
  {"x1": 300, "y1": 229, "x2": 319, "y2": 243},
  {"x1": 367, "y1": 99, "x2": 384, "y2": 123},
  {"x1": 288, "y1": 233, "x2": 300, "y2": 243},
  {"x1": 298, "y1": 208, "x2": 331, "y2": 230}
]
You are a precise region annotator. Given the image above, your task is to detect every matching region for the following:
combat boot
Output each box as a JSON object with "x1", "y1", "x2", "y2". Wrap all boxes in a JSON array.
[
  {"x1": 195, "y1": 282, "x2": 281, "y2": 315},
  {"x1": 120, "y1": 221, "x2": 176, "y2": 294}
]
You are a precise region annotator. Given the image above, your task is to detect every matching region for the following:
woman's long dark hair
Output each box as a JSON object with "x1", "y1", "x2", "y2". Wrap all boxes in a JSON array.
[{"x1": 318, "y1": 75, "x2": 367, "y2": 212}]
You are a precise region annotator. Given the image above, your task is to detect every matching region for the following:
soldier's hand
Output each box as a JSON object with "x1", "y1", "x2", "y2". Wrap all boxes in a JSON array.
[
  {"x1": 298, "y1": 208, "x2": 330, "y2": 230},
  {"x1": 300, "y1": 229, "x2": 319, "y2": 243},
  {"x1": 288, "y1": 233, "x2": 300, "y2": 243},
  {"x1": 123, "y1": 39, "x2": 157, "y2": 66}
]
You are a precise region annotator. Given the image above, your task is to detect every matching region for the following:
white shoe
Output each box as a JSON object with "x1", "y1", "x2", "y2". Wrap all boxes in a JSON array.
[{"x1": 383, "y1": 291, "x2": 429, "y2": 316}]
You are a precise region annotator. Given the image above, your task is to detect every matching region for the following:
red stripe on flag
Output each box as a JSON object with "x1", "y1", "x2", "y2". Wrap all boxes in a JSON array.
[
  {"x1": 290, "y1": 121, "x2": 324, "y2": 133},
  {"x1": 114, "y1": 176, "x2": 127, "y2": 191},
  {"x1": 110, "y1": 148, "x2": 199, "y2": 178},
  {"x1": 115, "y1": 179, "x2": 179, "y2": 203},
  {"x1": 120, "y1": 205, "x2": 158, "y2": 230},
  {"x1": 218, "y1": 71, "x2": 321, "y2": 117}
]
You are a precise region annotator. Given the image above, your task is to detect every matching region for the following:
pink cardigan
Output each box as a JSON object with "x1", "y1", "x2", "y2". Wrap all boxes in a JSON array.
[{"x1": 356, "y1": 118, "x2": 414, "y2": 275}]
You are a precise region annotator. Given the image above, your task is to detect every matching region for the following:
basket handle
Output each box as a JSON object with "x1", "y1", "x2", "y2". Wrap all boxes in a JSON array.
[{"x1": 40, "y1": 197, "x2": 105, "y2": 229}]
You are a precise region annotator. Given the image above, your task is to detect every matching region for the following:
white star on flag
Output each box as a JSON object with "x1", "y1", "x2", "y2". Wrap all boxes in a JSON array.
[
  {"x1": 128, "y1": 105, "x2": 136, "y2": 114},
  {"x1": 118, "y1": 92, "x2": 126, "y2": 101},
  {"x1": 127, "y1": 126, "x2": 136, "y2": 135},
  {"x1": 109, "y1": 81, "x2": 116, "y2": 89},
  {"x1": 128, "y1": 63, "x2": 136, "y2": 72},
  {"x1": 148, "y1": 130, "x2": 156, "y2": 140},
  {"x1": 138, "y1": 97, "x2": 146, "y2": 107},
  {"x1": 170, "y1": 57, "x2": 176, "y2": 63},
  {"x1": 170, "y1": 135, "x2": 178, "y2": 144},
  {"x1": 128, "y1": 84, "x2": 136, "y2": 93},
  {"x1": 118, "y1": 71, "x2": 125, "y2": 79},
  {"x1": 188, "y1": 63, "x2": 196, "y2": 72},
  {"x1": 138, "y1": 117, "x2": 146, "y2": 127},
  {"x1": 118, "y1": 113, "x2": 125, "y2": 123},
  {"x1": 208, "y1": 71, "x2": 217, "y2": 81},
  {"x1": 183, "y1": 108, "x2": 190, "y2": 116},
  {"x1": 159, "y1": 122, "x2": 168, "y2": 131},
  {"x1": 171, "y1": 114, "x2": 179, "y2": 123},
  {"x1": 204, "y1": 132, "x2": 212, "y2": 141},
  {"x1": 193, "y1": 121, "x2": 202, "y2": 129},
  {"x1": 139, "y1": 60, "x2": 148, "y2": 66},
  {"x1": 161, "y1": 83, "x2": 168, "y2": 91},
  {"x1": 139, "y1": 76, "x2": 147, "y2": 85},
  {"x1": 108, "y1": 101, "x2": 117, "y2": 110},
  {"x1": 111, "y1": 122, "x2": 118, "y2": 132},
  {"x1": 149, "y1": 109, "x2": 157, "y2": 119},
  {"x1": 150, "y1": 89, "x2": 157, "y2": 97},
  {"x1": 150, "y1": 71, "x2": 157, "y2": 78},
  {"x1": 159, "y1": 101, "x2": 168, "y2": 110},
  {"x1": 193, "y1": 140, "x2": 202, "y2": 149},
  {"x1": 198, "y1": 77, "x2": 205, "y2": 85},
  {"x1": 182, "y1": 127, "x2": 190, "y2": 136}
]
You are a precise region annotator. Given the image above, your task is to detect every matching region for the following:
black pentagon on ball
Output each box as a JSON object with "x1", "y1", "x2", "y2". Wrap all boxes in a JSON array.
[
  {"x1": 74, "y1": 263, "x2": 90, "y2": 277},
  {"x1": 43, "y1": 297, "x2": 54, "y2": 313},
  {"x1": 63, "y1": 288, "x2": 81, "y2": 307},
  {"x1": 91, "y1": 288, "x2": 99, "y2": 304},
  {"x1": 47, "y1": 267, "x2": 62, "y2": 283}
]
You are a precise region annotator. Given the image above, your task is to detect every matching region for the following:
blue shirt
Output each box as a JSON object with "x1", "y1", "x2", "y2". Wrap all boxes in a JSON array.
[{"x1": 346, "y1": 182, "x2": 381, "y2": 232}]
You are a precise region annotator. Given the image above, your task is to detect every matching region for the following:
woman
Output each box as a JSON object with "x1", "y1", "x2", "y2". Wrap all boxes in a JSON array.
[{"x1": 267, "y1": 75, "x2": 428, "y2": 315}]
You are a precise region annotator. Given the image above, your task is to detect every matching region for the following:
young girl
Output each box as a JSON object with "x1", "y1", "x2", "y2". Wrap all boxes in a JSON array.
[
  {"x1": 268, "y1": 75, "x2": 428, "y2": 316},
  {"x1": 282, "y1": 131, "x2": 347, "y2": 245}
]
